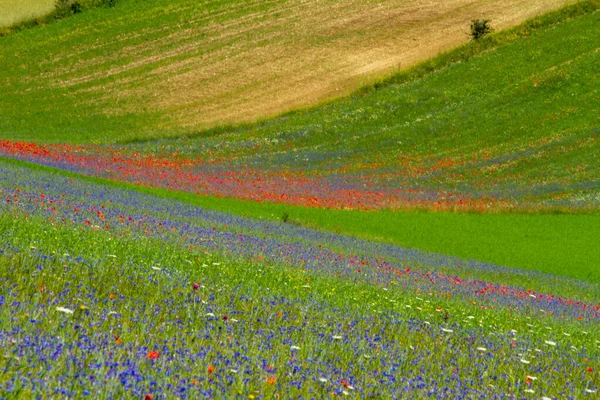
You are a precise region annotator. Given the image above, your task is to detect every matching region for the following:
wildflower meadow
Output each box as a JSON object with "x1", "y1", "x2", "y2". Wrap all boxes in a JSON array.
[{"x1": 1, "y1": 0, "x2": 599, "y2": 399}]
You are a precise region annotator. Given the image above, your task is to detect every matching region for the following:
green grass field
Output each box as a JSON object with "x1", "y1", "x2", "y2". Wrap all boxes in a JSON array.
[{"x1": 124, "y1": 3, "x2": 597, "y2": 209}]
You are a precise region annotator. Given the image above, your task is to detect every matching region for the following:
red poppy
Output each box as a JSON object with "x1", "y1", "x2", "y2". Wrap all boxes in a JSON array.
[
  {"x1": 208, "y1": 365, "x2": 215, "y2": 374},
  {"x1": 147, "y1": 351, "x2": 160, "y2": 360},
  {"x1": 145, "y1": 395, "x2": 153, "y2": 400}
]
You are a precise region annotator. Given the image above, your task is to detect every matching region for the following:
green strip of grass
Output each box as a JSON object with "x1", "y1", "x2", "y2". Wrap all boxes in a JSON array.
[{"x1": 3, "y1": 156, "x2": 599, "y2": 284}]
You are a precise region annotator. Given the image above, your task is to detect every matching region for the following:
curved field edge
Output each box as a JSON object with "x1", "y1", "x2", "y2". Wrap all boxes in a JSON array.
[
  {"x1": 180, "y1": 0, "x2": 600, "y2": 147},
  {"x1": 0, "y1": 0, "x2": 586, "y2": 143},
  {"x1": 2, "y1": 5, "x2": 597, "y2": 212},
  {"x1": 2, "y1": 156, "x2": 599, "y2": 286}
]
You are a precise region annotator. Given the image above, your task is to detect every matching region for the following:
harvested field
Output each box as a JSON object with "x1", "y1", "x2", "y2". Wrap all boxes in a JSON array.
[{"x1": 0, "y1": 0, "x2": 577, "y2": 141}]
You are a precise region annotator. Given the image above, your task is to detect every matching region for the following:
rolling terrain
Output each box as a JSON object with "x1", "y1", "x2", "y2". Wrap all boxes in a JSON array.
[
  {"x1": 0, "y1": 0, "x2": 579, "y2": 142},
  {"x1": 0, "y1": 1, "x2": 599, "y2": 398},
  {"x1": 4, "y1": 156, "x2": 600, "y2": 284},
  {"x1": 2, "y1": 3, "x2": 599, "y2": 210},
  {"x1": 1, "y1": 155, "x2": 599, "y2": 398}
]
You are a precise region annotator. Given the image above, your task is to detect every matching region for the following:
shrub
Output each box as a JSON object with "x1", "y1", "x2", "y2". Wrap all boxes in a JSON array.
[
  {"x1": 71, "y1": 2, "x2": 82, "y2": 14},
  {"x1": 54, "y1": 0, "x2": 82, "y2": 19},
  {"x1": 470, "y1": 19, "x2": 493, "y2": 40}
]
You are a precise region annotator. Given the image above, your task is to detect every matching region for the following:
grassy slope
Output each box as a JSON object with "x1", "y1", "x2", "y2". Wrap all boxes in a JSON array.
[
  {"x1": 1, "y1": 3, "x2": 599, "y2": 397},
  {"x1": 0, "y1": 4, "x2": 598, "y2": 279},
  {"x1": 3, "y1": 156, "x2": 599, "y2": 284},
  {"x1": 84, "y1": 193, "x2": 600, "y2": 285},
  {"x1": 1, "y1": 5, "x2": 598, "y2": 211},
  {"x1": 0, "y1": 0, "x2": 578, "y2": 142},
  {"x1": 1, "y1": 6, "x2": 600, "y2": 279},
  {"x1": 111, "y1": 5, "x2": 597, "y2": 208},
  {"x1": 129, "y1": 191, "x2": 600, "y2": 284}
]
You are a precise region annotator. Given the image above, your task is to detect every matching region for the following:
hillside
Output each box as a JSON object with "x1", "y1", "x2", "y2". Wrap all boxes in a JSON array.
[
  {"x1": 2, "y1": 3, "x2": 599, "y2": 210},
  {"x1": 0, "y1": 0, "x2": 578, "y2": 142},
  {"x1": 2, "y1": 2, "x2": 600, "y2": 398}
]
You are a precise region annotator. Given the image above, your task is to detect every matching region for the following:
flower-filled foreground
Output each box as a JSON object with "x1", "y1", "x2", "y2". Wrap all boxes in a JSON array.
[{"x1": 0, "y1": 160, "x2": 599, "y2": 398}]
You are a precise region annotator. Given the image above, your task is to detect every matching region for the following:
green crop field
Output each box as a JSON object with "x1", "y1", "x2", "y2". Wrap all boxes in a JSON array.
[
  {"x1": 86, "y1": 4, "x2": 597, "y2": 208},
  {"x1": 1, "y1": 0, "x2": 599, "y2": 398}
]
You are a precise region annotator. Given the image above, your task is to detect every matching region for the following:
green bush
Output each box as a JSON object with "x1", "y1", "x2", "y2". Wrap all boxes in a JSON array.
[
  {"x1": 54, "y1": 0, "x2": 82, "y2": 19},
  {"x1": 470, "y1": 19, "x2": 493, "y2": 40}
]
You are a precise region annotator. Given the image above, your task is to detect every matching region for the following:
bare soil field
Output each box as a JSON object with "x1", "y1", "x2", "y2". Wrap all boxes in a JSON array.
[{"x1": 125, "y1": 0, "x2": 578, "y2": 128}]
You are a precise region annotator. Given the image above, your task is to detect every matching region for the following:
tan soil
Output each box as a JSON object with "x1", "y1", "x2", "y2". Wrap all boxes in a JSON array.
[{"x1": 47, "y1": 0, "x2": 577, "y2": 133}]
